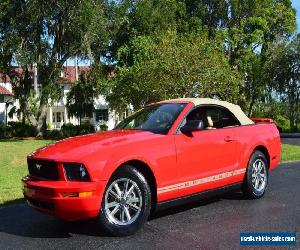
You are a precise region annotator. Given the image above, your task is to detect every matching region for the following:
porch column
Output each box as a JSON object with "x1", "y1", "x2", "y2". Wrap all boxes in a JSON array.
[
  {"x1": 64, "y1": 107, "x2": 68, "y2": 124},
  {"x1": 49, "y1": 106, "x2": 53, "y2": 129}
]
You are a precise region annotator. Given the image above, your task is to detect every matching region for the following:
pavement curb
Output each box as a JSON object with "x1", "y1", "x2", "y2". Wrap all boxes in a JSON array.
[
  {"x1": 280, "y1": 133, "x2": 300, "y2": 138},
  {"x1": 281, "y1": 160, "x2": 300, "y2": 164}
]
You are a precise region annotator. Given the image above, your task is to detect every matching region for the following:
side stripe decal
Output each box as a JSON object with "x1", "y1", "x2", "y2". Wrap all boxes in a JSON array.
[{"x1": 157, "y1": 168, "x2": 246, "y2": 194}]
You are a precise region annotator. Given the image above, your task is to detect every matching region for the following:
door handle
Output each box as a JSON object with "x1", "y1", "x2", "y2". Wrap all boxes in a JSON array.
[{"x1": 224, "y1": 136, "x2": 234, "y2": 142}]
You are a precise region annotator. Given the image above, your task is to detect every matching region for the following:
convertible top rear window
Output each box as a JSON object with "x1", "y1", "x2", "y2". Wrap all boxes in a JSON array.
[{"x1": 115, "y1": 103, "x2": 187, "y2": 134}]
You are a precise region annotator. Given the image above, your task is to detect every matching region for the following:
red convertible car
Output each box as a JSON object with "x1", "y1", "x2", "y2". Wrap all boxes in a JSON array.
[{"x1": 22, "y1": 98, "x2": 281, "y2": 236}]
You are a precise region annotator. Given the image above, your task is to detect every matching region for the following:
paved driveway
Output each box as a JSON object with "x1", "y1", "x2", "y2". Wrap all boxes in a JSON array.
[
  {"x1": 281, "y1": 137, "x2": 300, "y2": 146},
  {"x1": 0, "y1": 162, "x2": 299, "y2": 249}
]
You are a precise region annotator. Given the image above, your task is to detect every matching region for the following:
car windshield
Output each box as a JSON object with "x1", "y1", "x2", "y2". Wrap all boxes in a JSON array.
[{"x1": 115, "y1": 103, "x2": 187, "y2": 134}]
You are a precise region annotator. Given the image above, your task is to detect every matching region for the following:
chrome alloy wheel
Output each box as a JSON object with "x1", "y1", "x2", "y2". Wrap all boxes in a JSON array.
[
  {"x1": 251, "y1": 159, "x2": 267, "y2": 192},
  {"x1": 104, "y1": 178, "x2": 142, "y2": 226}
]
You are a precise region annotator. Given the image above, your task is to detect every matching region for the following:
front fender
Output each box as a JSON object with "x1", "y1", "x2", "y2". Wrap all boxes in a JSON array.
[{"x1": 102, "y1": 154, "x2": 158, "y2": 181}]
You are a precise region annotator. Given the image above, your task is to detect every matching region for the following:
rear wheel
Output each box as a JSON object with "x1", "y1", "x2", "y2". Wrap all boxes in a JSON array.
[
  {"x1": 98, "y1": 166, "x2": 151, "y2": 236},
  {"x1": 243, "y1": 150, "x2": 268, "y2": 199}
]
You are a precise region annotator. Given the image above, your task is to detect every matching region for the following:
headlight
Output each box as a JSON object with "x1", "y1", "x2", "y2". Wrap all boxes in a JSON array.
[{"x1": 63, "y1": 163, "x2": 91, "y2": 181}]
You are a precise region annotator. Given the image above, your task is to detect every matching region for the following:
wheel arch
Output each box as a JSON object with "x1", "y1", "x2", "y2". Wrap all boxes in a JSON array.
[
  {"x1": 253, "y1": 145, "x2": 270, "y2": 168},
  {"x1": 111, "y1": 159, "x2": 157, "y2": 213}
]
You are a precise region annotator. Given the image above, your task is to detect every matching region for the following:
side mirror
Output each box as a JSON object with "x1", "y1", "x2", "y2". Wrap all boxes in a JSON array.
[{"x1": 180, "y1": 120, "x2": 204, "y2": 134}]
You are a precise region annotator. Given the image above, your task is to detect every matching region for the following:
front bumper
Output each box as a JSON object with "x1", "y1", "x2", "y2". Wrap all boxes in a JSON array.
[{"x1": 22, "y1": 176, "x2": 107, "y2": 221}]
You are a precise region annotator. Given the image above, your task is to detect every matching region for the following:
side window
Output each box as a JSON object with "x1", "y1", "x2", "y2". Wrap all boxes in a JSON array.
[
  {"x1": 184, "y1": 105, "x2": 240, "y2": 129},
  {"x1": 95, "y1": 109, "x2": 109, "y2": 122},
  {"x1": 206, "y1": 107, "x2": 240, "y2": 128}
]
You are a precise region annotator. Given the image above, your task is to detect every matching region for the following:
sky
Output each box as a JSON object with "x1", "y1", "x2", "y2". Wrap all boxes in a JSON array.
[{"x1": 292, "y1": 0, "x2": 300, "y2": 32}]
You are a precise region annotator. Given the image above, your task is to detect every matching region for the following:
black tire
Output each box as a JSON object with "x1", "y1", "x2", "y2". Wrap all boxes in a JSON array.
[
  {"x1": 98, "y1": 165, "x2": 151, "y2": 236},
  {"x1": 242, "y1": 150, "x2": 269, "y2": 199}
]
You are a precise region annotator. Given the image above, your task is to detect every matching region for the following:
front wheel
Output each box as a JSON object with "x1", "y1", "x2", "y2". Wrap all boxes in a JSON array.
[
  {"x1": 243, "y1": 150, "x2": 268, "y2": 199},
  {"x1": 98, "y1": 166, "x2": 151, "y2": 236}
]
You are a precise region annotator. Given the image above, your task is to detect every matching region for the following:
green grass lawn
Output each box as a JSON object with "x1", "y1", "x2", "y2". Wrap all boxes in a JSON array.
[
  {"x1": 0, "y1": 139, "x2": 53, "y2": 206},
  {"x1": 0, "y1": 139, "x2": 299, "y2": 206},
  {"x1": 281, "y1": 144, "x2": 300, "y2": 162}
]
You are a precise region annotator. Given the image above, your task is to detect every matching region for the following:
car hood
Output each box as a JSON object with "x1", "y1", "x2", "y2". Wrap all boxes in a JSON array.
[{"x1": 30, "y1": 130, "x2": 157, "y2": 161}]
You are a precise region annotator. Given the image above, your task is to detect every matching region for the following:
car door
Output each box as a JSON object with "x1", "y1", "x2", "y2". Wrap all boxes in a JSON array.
[{"x1": 174, "y1": 105, "x2": 240, "y2": 197}]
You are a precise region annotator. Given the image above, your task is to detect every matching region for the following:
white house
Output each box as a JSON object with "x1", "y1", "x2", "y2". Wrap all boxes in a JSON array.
[
  {"x1": 0, "y1": 66, "x2": 130, "y2": 130},
  {"x1": 0, "y1": 82, "x2": 19, "y2": 125}
]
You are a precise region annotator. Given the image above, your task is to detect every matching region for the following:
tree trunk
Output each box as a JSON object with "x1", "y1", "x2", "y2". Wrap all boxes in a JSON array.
[
  {"x1": 248, "y1": 96, "x2": 256, "y2": 117},
  {"x1": 36, "y1": 100, "x2": 48, "y2": 137},
  {"x1": 289, "y1": 107, "x2": 298, "y2": 132},
  {"x1": 20, "y1": 97, "x2": 38, "y2": 126}
]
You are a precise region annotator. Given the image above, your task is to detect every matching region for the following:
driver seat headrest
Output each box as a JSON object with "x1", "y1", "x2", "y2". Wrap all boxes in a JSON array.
[{"x1": 206, "y1": 116, "x2": 215, "y2": 129}]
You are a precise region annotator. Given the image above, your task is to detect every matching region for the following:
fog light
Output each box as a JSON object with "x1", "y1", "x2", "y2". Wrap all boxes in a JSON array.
[
  {"x1": 78, "y1": 191, "x2": 92, "y2": 197},
  {"x1": 61, "y1": 192, "x2": 78, "y2": 197},
  {"x1": 61, "y1": 191, "x2": 92, "y2": 198}
]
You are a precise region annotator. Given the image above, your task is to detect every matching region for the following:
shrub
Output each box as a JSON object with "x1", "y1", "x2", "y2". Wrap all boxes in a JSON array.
[
  {"x1": 77, "y1": 123, "x2": 95, "y2": 135},
  {"x1": 274, "y1": 116, "x2": 290, "y2": 133},
  {"x1": 99, "y1": 124, "x2": 108, "y2": 131},
  {"x1": 44, "y1": 129, "x2": 63, "y2": 140},
  {"x1": 0, "y1": 123, "x2": 7, "y2": 138},
  {"x1": 61, "y1": 122, "x2": 95, "y2": 138},
  {"x1": 7, "y1": 121, "x2": 36, "y2": 137},
  {"x1": 61, "y1": 123, "x2": 78, "y2": 138}
]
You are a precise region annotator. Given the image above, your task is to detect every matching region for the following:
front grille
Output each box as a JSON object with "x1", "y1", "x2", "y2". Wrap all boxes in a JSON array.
[
  {"x1": 26, "y1": 196, "x2": 54, "y2": 211},
  {"x1": 27, "y1": 158, "x2": 59, "y2": 180}
]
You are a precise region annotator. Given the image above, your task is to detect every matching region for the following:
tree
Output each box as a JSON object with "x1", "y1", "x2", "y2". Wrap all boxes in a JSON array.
[
  {"x1": 182, "y1": 0, "x2": 296, "y2": 114},
  {"x1": 0, "y1": 0, "x2": 108, "y2": 135},
  {"x1": 104, "y1": 31, "x2": 241, "y2": 110},
  {"x1": 67, "y1": 73, "x2": 96, "y2": 125},
  {"x1": 269, "y1": 35, "x2": 300, "y2": 131},
  {"x1": 225, "y1": 0, "x2": 296, "y2": 114},
  {"x1": 103, "y1": 0, "x2": 296, "y2": 113},
  {"x1": 107, "y1": 0, "x2": 180, "y2": 62}
]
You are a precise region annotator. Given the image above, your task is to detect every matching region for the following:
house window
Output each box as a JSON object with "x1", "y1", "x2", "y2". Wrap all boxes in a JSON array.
[
  {"x1": 0, "y1": 95, "x2": 4, "y2": 103},
  {"x1": 52, "y1": 112, "x2": 56, "y2": 123},
  {"x1": 122, "y1": 109, "x2": 128, "y2": 120},
  {"x1": 56, "y1": 112, "x2": 62, "y2": 123},
  {"x1": 95, "y1": 109, "x2": 109, "y2": 122}
]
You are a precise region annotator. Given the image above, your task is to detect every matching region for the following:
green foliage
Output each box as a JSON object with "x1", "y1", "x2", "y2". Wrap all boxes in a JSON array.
[
  {"x1": 109, "y1": 0, "x2": 180, "y2": 58},
  {"x1": 0, "y1": 124, "x2": 11, "y2": 138},
  {"x1": 0, "y1": 0, "x2": 109, "y2": 134},
  {"x1": 106, "y1": 31, "x2": 241, "y2": 110},
  {"x1": 99, "y1": 124, "x2": 108, "y2": 131},
  {"x1": 99, "y1": 0, "x2": 298, "y2": 118},
  {"x1": 44, "y1": 129, "x2": 63, "y2": 140},
  {"x1": 1, "y1": 121, "x2": 95, "y2": 140},
  {"x1": 268, "y1": 35, "x2": 300, "y2": 131},
  {"x1": 0, "y1": 0, "x2": 299, "y2": 131},
  {"x1": 43, "y1": 123, "x2": 96, "y2": 139},
  {"x1": 275, "y1": 116, "x2": 290, "y2": 132},
  {"x1": 7, "y1": 122, "x2": 36, "y2": 137},
  {"x1": 222, "y1": 0, "x2": 296, "y2": 114},
  {"x1": 66, "y1": 73, "x2": 96, "y2": 124},
  {"x1": 0, "y1": 122, "x2": 36, "y2": 138},
  {"x1": 60, "y1": 123, "x2": 78, "y2": 138},
  {"x1": 61, "y1": 123, "x2": 95, "y2": 138}
]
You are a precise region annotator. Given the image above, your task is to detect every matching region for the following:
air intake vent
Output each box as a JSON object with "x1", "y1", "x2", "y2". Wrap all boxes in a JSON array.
[{"x1": 27, "y1": 159, "x2": 59, "y2": 180}]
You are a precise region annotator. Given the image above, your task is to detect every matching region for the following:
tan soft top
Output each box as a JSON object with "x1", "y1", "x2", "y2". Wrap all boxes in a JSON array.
[{"x1": 160, "y1": 98, "x2": 254, "y2": 126}]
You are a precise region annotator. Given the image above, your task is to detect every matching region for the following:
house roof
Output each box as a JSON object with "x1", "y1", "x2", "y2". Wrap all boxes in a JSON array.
[
  {"x1": 160, "y1": 98, "x2": 254, "y2": 125},
  {"x1": 0, "y1": 66, "x2": 91, "y2": 84},
  {"x1": 0, "y1": 85, "x2": 14, "y2": 96},
  {"x1": 59, "y1": 66, "x2": 90, "y2": 83}
]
